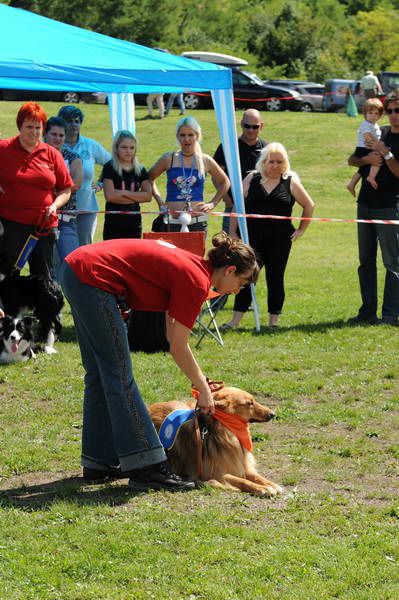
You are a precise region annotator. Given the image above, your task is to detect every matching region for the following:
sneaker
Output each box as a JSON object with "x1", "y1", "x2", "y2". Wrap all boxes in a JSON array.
[
  {"x1": 128, "y1": 461, "x2": 195, "y2": 492},
  {"x1": 347, "y1": 314, "x2": 379, "y2": 325}
]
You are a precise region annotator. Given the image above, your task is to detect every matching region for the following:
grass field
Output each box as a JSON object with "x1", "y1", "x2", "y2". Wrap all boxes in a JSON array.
[{"x1": 0, "y1": 102, "x2": 398, "y2": 600}]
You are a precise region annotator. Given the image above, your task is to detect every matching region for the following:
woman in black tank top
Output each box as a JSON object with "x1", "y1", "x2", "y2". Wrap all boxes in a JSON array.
[{"x1": 222, "y1": 142, "x2": 315, "y2": 329}]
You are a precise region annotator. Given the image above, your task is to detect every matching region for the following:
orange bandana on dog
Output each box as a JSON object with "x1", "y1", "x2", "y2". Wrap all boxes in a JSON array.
[
  {"x1": 213, "y1": 409, "x2": 253, "y2": 452},
  {"x1": 191, "y1": 380, "x2": 253, "y2": 451}
]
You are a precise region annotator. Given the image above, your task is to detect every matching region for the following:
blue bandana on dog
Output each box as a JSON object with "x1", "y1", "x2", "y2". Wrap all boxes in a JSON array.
[{"x1": 159, "y1": 409, "x2": 195, "y2": 449}]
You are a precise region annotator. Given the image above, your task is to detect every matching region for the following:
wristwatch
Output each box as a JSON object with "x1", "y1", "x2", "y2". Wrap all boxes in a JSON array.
[{"x1": 384, "y1": 151, "x2": 394, "y2": 161}]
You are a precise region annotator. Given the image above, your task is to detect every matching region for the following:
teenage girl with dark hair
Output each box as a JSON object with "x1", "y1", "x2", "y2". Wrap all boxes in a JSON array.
[{"x1": 59, "y1": 232, "x2": 258, "y2": 492}]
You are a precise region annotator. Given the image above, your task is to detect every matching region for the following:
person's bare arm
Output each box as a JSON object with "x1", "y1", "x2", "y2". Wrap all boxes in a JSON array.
[
  {"x1": 69, "y1": 157, "x2": 83, "y2": 191},
  {"x1": 46, "y1": 188, "x2": 71, "y2": 218},
  {"x1": 290, "y1": 177, "x2": 315, "y2": 241},
  {"x1": 165, "y1": 315, "x2": 214, "y2": 414},
  {"x1": 348, "y1": 151, "x2": 382, "y2": 168},
  {"x1": 103, "y1": 179, "x2": 152, "y2": 204},
  {"x1": 195, "y1": 155, "x2": 230, "y2": 213}
]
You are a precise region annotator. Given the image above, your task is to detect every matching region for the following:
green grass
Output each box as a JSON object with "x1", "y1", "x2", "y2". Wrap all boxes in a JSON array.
[{"x1": 0, "y1": 102, "x2": 398, "y2": 599}]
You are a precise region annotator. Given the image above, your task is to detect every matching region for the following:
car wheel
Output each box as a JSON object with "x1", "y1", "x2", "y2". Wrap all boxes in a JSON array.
[
  {"x1": 300, "y1": 102, "x2": 313, "y2": 112},
  {"x1": 62, "y1": 92, "x2": 80, "y2": 103},
  {"x1": 266, "y1": 97, "x2": 282, "y2": 111},
  {"x1": 183, "y1": 93, "x2": 202, "y2": 110}
]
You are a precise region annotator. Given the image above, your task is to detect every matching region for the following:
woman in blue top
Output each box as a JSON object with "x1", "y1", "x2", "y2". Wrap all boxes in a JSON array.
[
  {"x1": 148, "y1": 116, "x2": 229, "y2": 232},
  {"x1": 58, "y1": 105, "x2": 111, "y2": 246}
]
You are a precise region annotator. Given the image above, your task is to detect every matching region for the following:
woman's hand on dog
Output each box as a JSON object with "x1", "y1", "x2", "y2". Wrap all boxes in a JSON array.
[{"x1": 196, "y1": 388, "x2": 215, "y2": 415}]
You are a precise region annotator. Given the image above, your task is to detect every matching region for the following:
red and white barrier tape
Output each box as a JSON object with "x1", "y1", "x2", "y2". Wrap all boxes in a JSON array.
[{"x1": 58, "y1": 209, "x2": 399, "y2": 226}]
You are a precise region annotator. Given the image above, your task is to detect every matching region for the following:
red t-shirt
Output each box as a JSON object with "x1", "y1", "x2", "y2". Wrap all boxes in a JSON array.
[
  {"x1": 0, "y1": 136, "x2": 73, "y2": 227},
  {"x1": 65, "y1": 239, "x2": 213, "y2": 329}
]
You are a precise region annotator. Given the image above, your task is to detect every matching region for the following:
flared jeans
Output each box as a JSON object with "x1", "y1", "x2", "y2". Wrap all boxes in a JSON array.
[{"x1": 59, "y1": 262, "x2": 166, "y2": 471}]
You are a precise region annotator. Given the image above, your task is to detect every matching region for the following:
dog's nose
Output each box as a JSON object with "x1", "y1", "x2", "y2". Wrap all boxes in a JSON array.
[{"x1": 269, "y1": 411, "x2": 275, "y2": 420}]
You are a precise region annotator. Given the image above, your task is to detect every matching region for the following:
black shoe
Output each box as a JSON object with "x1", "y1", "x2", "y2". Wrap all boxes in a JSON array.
[
  {"x1": 128, "y1": 461, "x2": 195, "y2": 492},
  {"x1": 82, "y1": 466, "x2": 122, "y2": 481},
  {"x1": 347, "y1": 314, "x2": 379, "y2": 325},
  {"x1": 381, "y1": 316, "x2": 399, "y2": 326}
]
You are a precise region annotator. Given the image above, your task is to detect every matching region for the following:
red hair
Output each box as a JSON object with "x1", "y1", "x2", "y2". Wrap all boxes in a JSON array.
[{"x1": 16, "y1": 102, "x2": 47, "y2": 130}]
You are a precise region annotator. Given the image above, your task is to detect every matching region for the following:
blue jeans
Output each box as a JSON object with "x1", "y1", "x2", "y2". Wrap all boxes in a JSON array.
[
  {"x1": 165, "y1": 93, "x2": 185, "y2": 113},
  {"x1": 357, "y1": 203, "x2": 399, "y2": 319},
  {"x1": 59, "y1": 262, "x2": 166, "y2": 471},
  {"x1": 77, "y1": 212, "x2": 97, "y2": 246},
  {"x1": 57, "y1": 218, "x2": 80, "y2": 260}
]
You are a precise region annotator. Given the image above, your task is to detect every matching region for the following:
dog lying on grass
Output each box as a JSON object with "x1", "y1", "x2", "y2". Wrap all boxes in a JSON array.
[{"x1": 149, "y1": 386, "x2": 282, "y2": 496}]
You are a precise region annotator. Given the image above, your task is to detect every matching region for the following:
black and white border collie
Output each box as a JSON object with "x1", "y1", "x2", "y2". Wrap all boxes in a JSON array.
[
  {"x1": 0, "y1": 274, "x2": 64, "y2": 354},
  {"x1": 0, "y1": 316, "x2": 35, "y2": 363}
]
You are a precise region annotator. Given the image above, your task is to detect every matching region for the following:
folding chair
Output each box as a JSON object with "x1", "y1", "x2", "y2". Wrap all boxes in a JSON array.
[{"x1": 143, "y1": 231, "x2": 224, "y2": 347}]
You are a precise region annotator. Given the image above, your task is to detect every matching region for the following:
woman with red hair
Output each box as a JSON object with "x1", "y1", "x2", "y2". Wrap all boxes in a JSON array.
[{"x1": 0, "y1": 102, "x2": 73, "y2": 277}]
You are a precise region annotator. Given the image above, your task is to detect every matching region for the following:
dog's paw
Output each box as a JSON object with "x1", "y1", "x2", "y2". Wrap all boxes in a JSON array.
[
  {"x1": 261, "y1": 483, "x2": 283, "y2": 497},
  {"x1": 44, "y1": 346, "x2": 58, "y2": 355}
]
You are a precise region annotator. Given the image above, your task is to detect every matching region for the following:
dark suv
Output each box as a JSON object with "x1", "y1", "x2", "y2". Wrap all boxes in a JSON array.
[{"x1": 183, "y1": 69, "x2": 302, "y2": 111}]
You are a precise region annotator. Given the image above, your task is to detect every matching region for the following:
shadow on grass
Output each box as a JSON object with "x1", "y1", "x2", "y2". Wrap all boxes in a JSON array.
[
  {"x1": 59, "y1": 324, "x2": 77, "y2": 343},
  {"x1": 251, "y1": 319, "x2": 347, "y2": 335},
  {"x1": 0, "y1": 476, "x2": 145, "y2": 510},
  {"x1": 247, "y1": 319, "x2": 381, "y2": 335}
]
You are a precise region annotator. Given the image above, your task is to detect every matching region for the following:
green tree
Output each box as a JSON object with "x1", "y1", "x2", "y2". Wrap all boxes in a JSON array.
[{"x1": 345, "y1": 6, "x2": 399, "y2": 73}]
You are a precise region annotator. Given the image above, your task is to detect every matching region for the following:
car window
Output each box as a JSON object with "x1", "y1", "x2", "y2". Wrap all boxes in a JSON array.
[
  {"x1": 233, "y1": 72, "x2": 253, "y2": 86},
  {"x1": 304, "y1": 87, "x2": 324, "y2": 95}
]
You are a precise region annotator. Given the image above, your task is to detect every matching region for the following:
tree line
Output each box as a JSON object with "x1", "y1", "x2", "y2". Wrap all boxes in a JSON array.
[{"x1": 4, "y1": 0, "x2": 399, "y2": 82}]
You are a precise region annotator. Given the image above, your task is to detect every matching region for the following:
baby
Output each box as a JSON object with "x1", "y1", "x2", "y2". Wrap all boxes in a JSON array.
[{"x1": 346, "y1": 98, "x2": 384, "y2": 196}]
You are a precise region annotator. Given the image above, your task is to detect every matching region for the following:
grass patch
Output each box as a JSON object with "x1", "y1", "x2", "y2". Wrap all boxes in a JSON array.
[{"x1": 1, "y1": 103, "x2": 398, "y2": 599}]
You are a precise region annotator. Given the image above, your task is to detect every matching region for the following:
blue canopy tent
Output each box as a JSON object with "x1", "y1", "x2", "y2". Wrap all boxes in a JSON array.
[{"x1": 0, "y1": 4, "x2": 260, "y2": 329}]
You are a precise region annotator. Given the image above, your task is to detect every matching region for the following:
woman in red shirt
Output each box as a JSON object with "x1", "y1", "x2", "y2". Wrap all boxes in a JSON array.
[
  {"x1": 59, "y1": 232, "x2": 258, "y2": 492},
  {"x1": 0, "y1": 102, "x2": 72, "y2": 277}
]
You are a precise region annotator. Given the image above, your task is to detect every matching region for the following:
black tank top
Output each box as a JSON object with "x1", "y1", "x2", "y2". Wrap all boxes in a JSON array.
[{"x1": 245, "y1": 173, "x2": 295, "y2": 238}]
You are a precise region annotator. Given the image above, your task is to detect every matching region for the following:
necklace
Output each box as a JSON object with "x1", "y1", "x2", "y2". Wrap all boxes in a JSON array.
[{"x1": 178, "y1": 152, "x2": 197, "y2": 207}]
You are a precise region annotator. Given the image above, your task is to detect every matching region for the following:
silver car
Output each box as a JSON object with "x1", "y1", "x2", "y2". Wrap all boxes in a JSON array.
[{"x1": 295, "y1": 84, "x2": 325, "y2": 112}]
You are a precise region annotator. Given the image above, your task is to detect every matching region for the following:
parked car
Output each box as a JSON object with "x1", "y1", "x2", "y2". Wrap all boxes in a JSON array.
[
  {"x1": 81, "y1": 92, "x2": 108, "y2": 104},
  {"x1": 265, "y1": 79, "x2": 313, "y2": 87},
  {"x1": 295, "y1": 84, "x2": 325, "y2": 112},
  {"x1": 267, "y1": 81, "x2": 325, "y2": 111},
  {"x1": 322, "y1": 79, "x2": 355, "y2": 112},
  {"x1": 377, "y1": 71, "x2": 399, "y2": 94},
  {"x1": 0, "y1": 89, "x2": 81, "y2": 103},
  {"x1": 183, "y1": 69, "x2": 302, "y2": 111}
]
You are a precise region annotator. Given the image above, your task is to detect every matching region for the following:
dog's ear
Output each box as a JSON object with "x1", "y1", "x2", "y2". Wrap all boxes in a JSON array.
[
  {"x1": 212, "y1": 389, "x2": 231, "y2": 411},
  {"x1": 22, "y1": 316, "x2": 34, "y2": 328}
]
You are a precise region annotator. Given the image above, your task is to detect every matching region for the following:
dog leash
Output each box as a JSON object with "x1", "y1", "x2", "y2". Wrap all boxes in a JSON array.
[
  {"x1": 14, "y1": 212, "x2": 53, "y2": 271},
  {"x1": 191, "y1": 378, "x2": 224, "y2": 479}
]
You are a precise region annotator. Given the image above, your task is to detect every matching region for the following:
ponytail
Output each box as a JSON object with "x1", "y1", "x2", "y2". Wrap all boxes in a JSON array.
[{"x1": 207, "y1": 232, "x2": 259, "y2": 283}]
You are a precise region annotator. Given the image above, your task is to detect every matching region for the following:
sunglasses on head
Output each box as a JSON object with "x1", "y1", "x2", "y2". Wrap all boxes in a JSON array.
[
  {"x1": 386, "y1": 108, "x2": 399, "y2": 114},
  {"x1": 243, "y1": 123, "x2": 260, "y2": 130}
]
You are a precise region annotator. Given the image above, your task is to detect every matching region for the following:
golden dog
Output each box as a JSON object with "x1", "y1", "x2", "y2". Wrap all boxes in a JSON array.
[{"x1": 149, "y1": 386, "x2": 282, "y2": 496}]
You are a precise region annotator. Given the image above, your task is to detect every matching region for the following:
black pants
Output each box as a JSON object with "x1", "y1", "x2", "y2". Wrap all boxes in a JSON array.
[
  {"x1": 234, "y1": 227, "x2": 293, "y2": 315},
  {"x1": 103, "y1": 216, "x2": 142, "y2": 241},
  {"x1": 0, "y1": 218, "x2": 56, "y2": 277}
]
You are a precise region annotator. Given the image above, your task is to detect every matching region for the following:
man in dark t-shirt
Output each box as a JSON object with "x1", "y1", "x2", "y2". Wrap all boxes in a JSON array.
[
  {"x1": 214, "y1": 108, "x2": 267, "y2": 232},
  {"x1": 348, "y1": 93, "x2": 399, "y2": 325}
]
